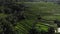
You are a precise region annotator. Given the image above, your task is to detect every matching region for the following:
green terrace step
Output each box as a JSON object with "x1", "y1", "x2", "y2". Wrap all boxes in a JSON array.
[{"x1": 15, "y1": 24, "x2": 28, "y2": 34}]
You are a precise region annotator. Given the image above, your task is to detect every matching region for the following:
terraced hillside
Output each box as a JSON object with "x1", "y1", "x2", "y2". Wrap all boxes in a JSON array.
[{"x1": 0, "y1": 2, "x2": 60, "y2": 34}]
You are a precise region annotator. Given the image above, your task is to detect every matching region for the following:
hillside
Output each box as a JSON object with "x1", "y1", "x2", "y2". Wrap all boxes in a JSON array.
[{"x1": 0, "y1": 2, "x2": 60, "y2": 34}]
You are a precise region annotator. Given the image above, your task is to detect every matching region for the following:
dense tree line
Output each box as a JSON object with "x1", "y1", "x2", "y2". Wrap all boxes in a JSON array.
[{"x1": 0, "y1": 1, "x2": 26, "y2": 34}]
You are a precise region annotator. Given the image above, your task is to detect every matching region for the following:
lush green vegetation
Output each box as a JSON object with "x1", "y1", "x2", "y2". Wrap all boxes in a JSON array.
[{"x1": 0, "y1": 1, "x2": 60, "y2": 34}]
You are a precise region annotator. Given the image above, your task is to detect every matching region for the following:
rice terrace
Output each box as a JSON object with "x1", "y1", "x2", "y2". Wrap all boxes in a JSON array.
[{"x1": 0, "y1": 0, "x2": 60, "y2": 34}]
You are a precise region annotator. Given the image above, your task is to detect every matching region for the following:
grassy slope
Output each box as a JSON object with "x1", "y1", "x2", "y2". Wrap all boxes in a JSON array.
[
  {"x1": 15, "y1": 2, "x2": 60, "y2": 34},
  {"x1": 23, "y1": 2, "x2": 60, "y2": 20},
  {"x1": 0, "y1": 2, "x2": 60, "y2": 34}
]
